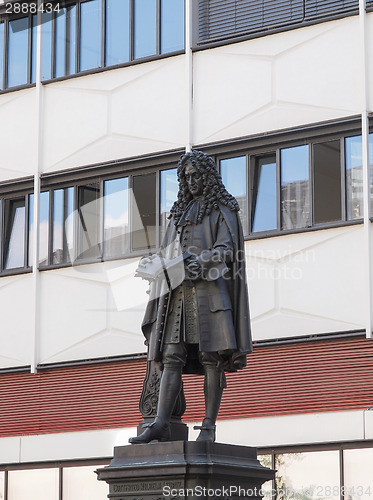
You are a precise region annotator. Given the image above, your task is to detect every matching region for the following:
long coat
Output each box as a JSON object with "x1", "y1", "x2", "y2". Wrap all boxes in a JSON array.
[{"x1": 141, "y1": 202, "x2": 252, "y2": 373}]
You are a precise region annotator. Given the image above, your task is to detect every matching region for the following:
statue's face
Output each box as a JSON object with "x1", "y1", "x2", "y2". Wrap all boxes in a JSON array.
[{"x1": 185, "y1": 161, "x2": 204, "y2": 198}]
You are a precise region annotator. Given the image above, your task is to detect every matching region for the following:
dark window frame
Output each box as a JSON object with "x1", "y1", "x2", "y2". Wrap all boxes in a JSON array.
[
  {"x1": 0, "y1": 180, "x2": 33, "y2": 275},
  {"x1": 0, "y1": 9, "x2": 37, "y2": 91}
]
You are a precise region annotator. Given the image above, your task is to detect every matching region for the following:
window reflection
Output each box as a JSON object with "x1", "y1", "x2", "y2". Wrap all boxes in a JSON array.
[
  {"x1": 132, "y1": 173, "x2": 156, "y2": 251},
  {"x1": 42, "y1": 12, "x2": 53, "y2": 80},
  {"x1": 345, "y1": 135, "x2": 364, "y2": 220},
  {"x1": 161, "y1": 0, "x2": 184, "y2": 53},
  {"x1": 0, "y1": 23, "x2": 4, "y2": 90},
  {"x1": 63, "y1": 465, "x2": 109, "y2": 500},
  {"x1": 4, "y1": 198, "x2": 26, "y2": 270},
  {"x1": 77, "y1": 183, "x2": 101, "y2": 260},
  {"x1": 276, "y1": 451, "x2": 339, "y2": 499},
  {"x1": 52, "y1": 187, "x2": 74, "y2": 264},
  {"x1": 8, "y1": 17, "x2": 29, "y2": 88},
  {"x1": 104, "y1": 177, "x2": 129, "y2": 258},
  {"x1": 67, "y1": 6, "x2": 77, "y2": 75},
  {"x1": 220, "y1": 156, "x2": 248, "y2": 234},
  {"x1": 160, "y1": 168, "x2": 177, "y2": 237},
  {"x1": 313, "y1": 140, "x2": 341, "y2": 224},
  {"x1": 28, "y1": 192, "x2": 50, "y2": 267},
  {"x1": 250, "y1": 154, "x2": 277, "y2": 233},
  {"x1": 106, "y1": 0, "x2": 130, "y2": 66},
  {"x1": 31, "y1": 15, "x2": 37, "y2": 83},
  {"x1": 344, "y1": 448, "x2": 373, "y2": 499},
  {"x1": 56, "y1": 8, "x2": 67, "y2": 78},
  {"x1": 134, "y1": 0, "x2": 157, "y2": 59},
  {"x1": 281, "y1": 145, "x2": 310, "y2": 230},
  {"x1": 80, "y1": 0, "x2": 102, "y2": 71},
  {"x1": 8, "y1": 468, "x2": 59, "y2": 500}
]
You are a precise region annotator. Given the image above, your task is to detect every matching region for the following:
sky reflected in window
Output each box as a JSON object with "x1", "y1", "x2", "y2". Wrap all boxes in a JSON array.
[
  {"x1": 134, "y1": 0, "x2": 157, "y2": 59},
  {"x1": 31, "y1": 15, "x2": 37, "y2": 83},
  {"x1": 104, "y1": 177, "x2": 129, "y2": 257},
  {"x1": 161, "y1": 0, "x2": 184, "y2": 53},
  {"x1": 8, "y1": 17, "x2": 29, "y2": 87},
  {"x1": 41, "y1": 12, "x2": 52, "y2": 80},
  {"x1": 80, "y1": 0, "x2": 102, "y2": 71},
  {"x1": 251, "y1": 155, "x2": 277, "y2": 232},
  {"x1": 221, "y1": 156, "x2": 247, "y2": 233},
  {"x1": 106, "y1": 0, "x2": 130, "y2": 66}
]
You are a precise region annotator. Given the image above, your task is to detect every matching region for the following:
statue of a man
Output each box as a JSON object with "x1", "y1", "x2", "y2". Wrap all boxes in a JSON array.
[{"x1": 129, "y1": 150, "x2": 252, "y2": 444}]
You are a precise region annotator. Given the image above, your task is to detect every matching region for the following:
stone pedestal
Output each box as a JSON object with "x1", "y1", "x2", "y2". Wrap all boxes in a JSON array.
[{"x1": 96, "y1": 441, "x2": 274, "y2": 500}]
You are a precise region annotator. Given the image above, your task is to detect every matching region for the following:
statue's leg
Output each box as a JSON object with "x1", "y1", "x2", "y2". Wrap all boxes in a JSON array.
[
  {"x1": 129, "y1": 344, "x2": 185, "y2": 444},
  {"x1": 195, "y1": 353, "x2": 226, "y2": 442}
]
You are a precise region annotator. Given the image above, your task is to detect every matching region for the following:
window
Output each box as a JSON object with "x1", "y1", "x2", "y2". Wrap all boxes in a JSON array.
[
  {"x1": 8, "y1": 17, "x2": 29, "y2": 87},
  {"x1": 313, "y1": 140, "x2": 342, "y2": 224},
  {"x1": 220, "y1": 156, "x2": 248, "y2": 233},
  {"x1": 77, "y1": 182, "x2": 101, "y2": 260},
  {"x1": 55, "y1": 6, "x2": 77, "y2": 77},
  {"x1": 8, "y1": 468, "x2": 59, "y2": 500},
  {"x1": 80, "y1": 0, "x2": 102, "y2": 71},
  {"x1": 0, "y1": 14, "x2": 36, "y2": 90},
  {"x1": 134, "y1": 0, "x2": 157, "y2": 59},
  {"x1": 345, "y1": 136, "x2": 364, "y2": 220},
  {"x1": 42, "y1": 12, "x2": 53, "y2": 80},
  {"x1": 62, "y1": 465, "x2": 108, "y2": 500},
  {"x1": 52, "y1": 187, "x2": 74, "y2": 264},
  {"x1": 39, "y1": 166, "x2": 166, "y2": 268},
  {"x1": 276, "y1": 451, "x2": 340, "y2": 498},
  {"x1": 281, "y1": 145, "x2": 311, "y2": 230},
  {"x1": 105, "y1": 0, "x2": 130, "y2": 66},
  {"x1": 3, "y1": 198, "x2": 27, "y2": 270},
  {"x1": 250, "y1": 154, "x2": 277, "y2": 233},
  {"x1": 28, "y1": 191, "x2": 50, "y2": 266},
  {"x1": 132, "y1": 173, "x2": 157, "y2": 251},
  {"x1": 161, "y1": 0, "x2": 185, "y2": 54},
  {"x1": 160, "y1": 168, "x2": 177, "y2": 237},
  {"x1": 40, "y1": 0, "x2": 185, "y2": 81},
  {"x1": 343, "y1": 448, "x2": 373, "y2": 497},
  {"x1": 104, "y1": 177, "x2": 129, "y2": 258}
]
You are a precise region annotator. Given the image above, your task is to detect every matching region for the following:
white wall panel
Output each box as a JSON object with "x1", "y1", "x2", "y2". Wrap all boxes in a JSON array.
[
  {"x1": 193, "y1": 17, "x2": 361, "y2": 145},
  {"x1": 0, "y1": 274, "x2": 34, "y2": 368},
  {"x1": 39, "y1": 259, "x2": 148, "y2": 364},
  {"x1": 247, "y1": 225, "x2": 365, "y2": 341},
  {"x1": 42, "y1": 56, "x2": 187, "y2": 173},
  {"x1": 0, "y1": 88, "x2": 38, "y2": 182}
]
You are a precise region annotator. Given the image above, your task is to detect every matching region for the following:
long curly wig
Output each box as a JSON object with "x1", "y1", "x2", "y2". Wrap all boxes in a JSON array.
[{"x1": 169, "y1": 150, "x2": 240, "y2": 225}]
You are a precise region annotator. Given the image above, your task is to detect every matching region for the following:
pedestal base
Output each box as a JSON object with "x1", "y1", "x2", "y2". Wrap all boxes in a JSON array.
[{"x1": 96, "y1": 441, "x2": 274, "y2": 500}]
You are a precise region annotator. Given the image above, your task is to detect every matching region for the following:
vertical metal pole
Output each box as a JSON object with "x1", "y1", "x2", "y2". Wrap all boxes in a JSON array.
[
  {"x1": 359, "y1": 0, "x2": 373, "y2": 338},
  {"x1": 31, "y1": 0, "x2": 44, "y2": 373},
  {"x1": 185, "y1": 0, "x2": 193, "y2": 153}
]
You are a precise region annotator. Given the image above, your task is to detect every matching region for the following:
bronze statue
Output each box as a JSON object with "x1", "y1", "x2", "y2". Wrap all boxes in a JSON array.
[{"x1": 129, "y1": 150, "x2": 252, "y2": 444}]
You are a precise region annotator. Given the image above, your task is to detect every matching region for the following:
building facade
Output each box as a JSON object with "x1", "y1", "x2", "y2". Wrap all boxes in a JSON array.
[{"x1": 0, "y1": 0, "x2": 373, "y2": 498}]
